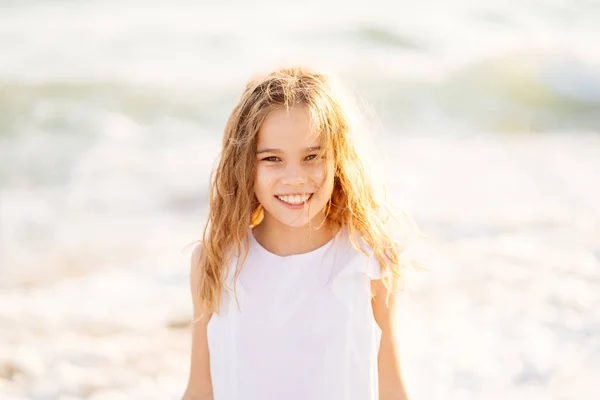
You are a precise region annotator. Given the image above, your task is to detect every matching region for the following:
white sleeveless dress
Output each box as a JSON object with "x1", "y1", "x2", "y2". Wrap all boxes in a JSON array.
[{"x1": 207, "y1": 228, "x2": 383, "y2": 400}]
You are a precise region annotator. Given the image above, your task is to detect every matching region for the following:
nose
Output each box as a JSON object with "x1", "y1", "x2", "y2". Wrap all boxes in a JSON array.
[{"x1": 281, "y1": 162, "x2": 307, "y2": 186}]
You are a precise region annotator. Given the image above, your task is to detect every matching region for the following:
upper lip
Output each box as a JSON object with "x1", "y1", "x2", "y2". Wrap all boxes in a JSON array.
[{"x1": 275, "y1": 193, "x2": 313, "y2": 196}]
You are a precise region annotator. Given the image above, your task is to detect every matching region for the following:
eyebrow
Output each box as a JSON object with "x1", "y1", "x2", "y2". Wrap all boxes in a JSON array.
[{"x1": 256, "y1": 146, "x2": 321, "y2": 155}]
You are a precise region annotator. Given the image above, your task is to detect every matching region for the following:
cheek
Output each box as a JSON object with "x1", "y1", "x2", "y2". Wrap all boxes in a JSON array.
[
  {"x1": 308, "y1": 162, "x2": 328, "y2": 183},
  {"x1": 311, "y1": 162, "x2": 335, "y2": 194},
  {"x1": 254, "y1": 165, "x2": 276, "y2": 195}
]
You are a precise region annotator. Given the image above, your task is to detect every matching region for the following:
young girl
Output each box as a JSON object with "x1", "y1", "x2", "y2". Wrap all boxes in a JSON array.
[{"x1": 183, "y1": 66, "x2": 417, "y2": 400}]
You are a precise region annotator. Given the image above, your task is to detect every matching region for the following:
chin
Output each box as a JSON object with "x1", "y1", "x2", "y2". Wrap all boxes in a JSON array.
[{"x1": 274, "y1": 211, "x2": 328, "y2": 229}]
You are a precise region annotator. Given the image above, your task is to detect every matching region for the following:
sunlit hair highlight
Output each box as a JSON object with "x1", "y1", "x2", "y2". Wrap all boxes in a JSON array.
[{"x1": 193, "y1": 66, "x2": 423, "y2": 317}]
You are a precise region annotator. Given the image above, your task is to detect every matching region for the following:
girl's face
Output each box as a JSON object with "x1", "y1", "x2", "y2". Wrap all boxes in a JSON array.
[{"x1": 254, "y1": 104, "x2": 335, "y2": 229}]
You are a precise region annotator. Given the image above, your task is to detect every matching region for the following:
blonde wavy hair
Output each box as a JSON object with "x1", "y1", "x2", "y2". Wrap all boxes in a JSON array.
[{"x1": 194, "y1": 66, "x2": 422, "y2": 315}]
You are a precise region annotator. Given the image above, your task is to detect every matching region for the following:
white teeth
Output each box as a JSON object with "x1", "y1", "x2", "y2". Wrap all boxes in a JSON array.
[{"x1": 277, "y1": 194, "x2": 311, "y2": 205}]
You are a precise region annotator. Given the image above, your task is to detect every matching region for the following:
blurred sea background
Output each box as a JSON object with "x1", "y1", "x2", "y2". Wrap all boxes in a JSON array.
[{"x1": 1, "y1": 0, "x2": 599, "y2": 399}]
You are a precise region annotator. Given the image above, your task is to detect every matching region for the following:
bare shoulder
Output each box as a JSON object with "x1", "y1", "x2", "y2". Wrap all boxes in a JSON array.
[
  {"x1": 371, "y1": 278, "x2": 402, "y2": 333},
  {"x1": 190, "y1": 242, "x2": 204, "y2": 286},
  {"x1": 189, "y1": 242, "x2": 211, "y2": 322}
]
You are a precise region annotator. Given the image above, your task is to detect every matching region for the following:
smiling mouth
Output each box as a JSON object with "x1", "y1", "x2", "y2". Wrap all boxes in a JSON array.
[{"x1": 275, "y1": 193, "x2": 313, "y2": 205}]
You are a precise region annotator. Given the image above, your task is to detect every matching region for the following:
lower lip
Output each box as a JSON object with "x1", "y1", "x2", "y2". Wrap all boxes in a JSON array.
[{"x1": 275, "y1": 194, "x2": 313, "y2": 209}]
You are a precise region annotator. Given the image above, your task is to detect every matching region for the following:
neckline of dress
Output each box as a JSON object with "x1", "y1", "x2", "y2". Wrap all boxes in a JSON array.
[{"x1": 248, "y1": 227, "x2": 342, "y2": 262}]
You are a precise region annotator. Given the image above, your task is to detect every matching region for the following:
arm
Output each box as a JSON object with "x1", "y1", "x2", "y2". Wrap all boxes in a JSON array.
[
  {"x1": 372, "y1": 279, "x2": 410, "y2": 400},
  {"x1": 182, "y1": 244, "x2": 214, "y2": 400}
]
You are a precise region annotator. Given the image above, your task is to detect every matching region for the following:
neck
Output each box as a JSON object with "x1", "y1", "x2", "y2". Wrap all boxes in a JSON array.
[{"x1": 252, "y1": 214, "x2": 337, "y2": 257}]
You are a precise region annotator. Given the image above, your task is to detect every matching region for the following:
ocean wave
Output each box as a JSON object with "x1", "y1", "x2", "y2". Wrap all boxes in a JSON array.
[{"x1": 1, "y1": 54, "x2": 599, "y2": 139}]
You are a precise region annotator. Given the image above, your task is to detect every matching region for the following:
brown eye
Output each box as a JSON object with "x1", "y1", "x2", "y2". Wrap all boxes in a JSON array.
[
  {"x1": 262, "y1": 156, "x2": 280, "y2": 162},
  {"x1": 305, "y1": 154, "x2": 319, "y2": 161}
]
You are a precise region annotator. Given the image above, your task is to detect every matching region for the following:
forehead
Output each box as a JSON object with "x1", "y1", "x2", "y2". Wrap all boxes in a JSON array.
[{"x1": 257, "y1": 104, "x2": 322, "y2": 150}]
